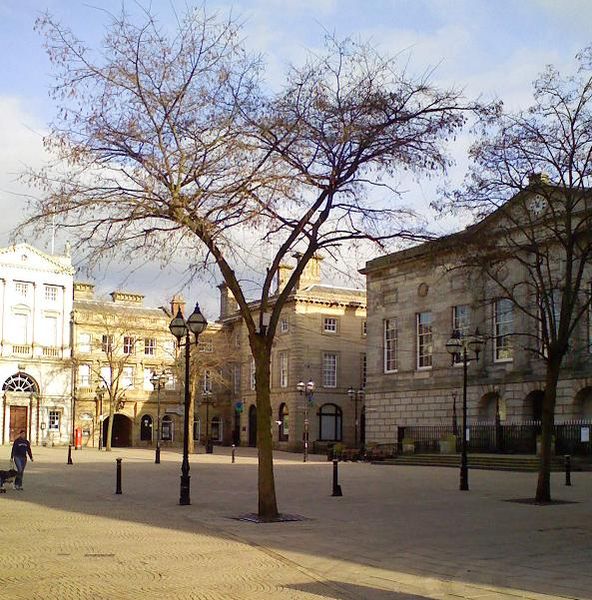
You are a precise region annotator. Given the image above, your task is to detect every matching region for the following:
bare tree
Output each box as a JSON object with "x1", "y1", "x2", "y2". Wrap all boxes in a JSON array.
[
  {"x1": 451, "y1": 50, "x2": 592, "y2": 502},
  {"x1": 23, "y1": 7, "x2": 472, "y2": 519}
]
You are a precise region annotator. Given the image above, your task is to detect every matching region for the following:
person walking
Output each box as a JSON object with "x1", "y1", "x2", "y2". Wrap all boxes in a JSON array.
[{"x1": 11, "y1": 430, "x2": 33, "y2": 490}]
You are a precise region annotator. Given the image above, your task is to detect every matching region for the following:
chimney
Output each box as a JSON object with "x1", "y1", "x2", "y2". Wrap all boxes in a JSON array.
[
  {"x1": 73, "y1": 282, "x2": 95, "y2": 300},
  {"x1": 528, "y1": 172, "x2": 550, "y2": 187},
  {"x1": 171, "y1": 294, "x2": 186, "y2": 317},
  {"x1": 275, "y1": 264, "x2": 294, "y2": 295},
  {"x1": 110, "y1": 291, "x2": 144, "y2": 305},
  {"x1": 218, "y1": 283, "x2": 238, "y2": 319},
  {"x1": 293, "y1": 253, "x2": 323, "y2": 290}
]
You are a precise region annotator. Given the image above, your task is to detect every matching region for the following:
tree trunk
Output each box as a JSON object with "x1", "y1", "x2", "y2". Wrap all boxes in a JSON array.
[
  {"x1": 535, "y1": 356, "x2": 561, "y2": 502},
  {"x1": 253, "y1": 338, "x2": 279, "y2": 520},
  {"x1": 105, "y1": 398, "x2": 114, "y2": 452}
]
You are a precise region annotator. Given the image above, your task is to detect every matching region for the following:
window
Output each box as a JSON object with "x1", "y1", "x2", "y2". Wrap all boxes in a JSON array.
[
  {"x1": 3, "y1": 373, "x2": 38, "y2": 393},
  {"x1": 278, "y1": 403, "x2": 289, "y2": 441},
  {"x1": 44, "y1": 285, "x2": 58, "y2": 303},
  {"x1": 140, "y1": 415, "x2": 153, "y2": 441},
  {"x1": 143, "y1": 368, "x2": 153, "y2": 391},
  {"x1": 203, "y1": 370, "x2": 212, "y2": 393},
  {"x1": 161, "y1": 415, "x2": 173, "y2": 441},
  {"x1": 211, "y1": 416, "x2": 222, "y2": 442},
  {"x1": 102, "y1": 335, "x2": 113, "y2": 353},
  {"x1": 100, "y1": 366, "x2": 112, "y2": 387},
  {"x1": 123, "y1": 336, "x2": 135, "y2": 355},
  {"x1": 12, "y1": 312, "x2": 29, "y2": 345},
  {"x1": 452, "y1": 305, "x2": 471, "y2": 363},
  {"x1": 15, "y1": 281, "x2": 30, "y2": 298},
  {"x1": 280, "y1": 318, "x2": 289, "y2": 333},
  {"x1": 48, "y1": 410, "x2": 60, "y2": 432},
  {"x1": 78, "y1": 364, "x2": 91, "y2": 388},
  {"x1": 122, "y1": 366, "x2": 134, "y2": 389},
  {"x1": 494, "y1": 299, "x2": 513, "y2": 361},
  {"x1": 163, "y1": 340, "x2": 175, "y2": 358},
  {"x1": 43, "y1": 315, "x2": 58, "y2": 346},
  {"x1": 322, "y1": 352, "x2": 337, "y2": 388},
  {"x1": 384, "y1": 318, "x2": 398, "y2": 372},
  {"x1": 417, "y1": 312, "x2": 433, "y2": 369},
  {"x1": 78, "y1": 333, "x2": 91, "y2": 353},
  {"x1": 318, "y1": 403, "x2": 342, "y2": 441},
  {"x1": 198, "y1": 338, "x2": 213, "y2": 353},
  {"x1": 250, "y1": 358, "x2": 256, "y2": 390},
  {"x1": 323, "y1": 317, "x2": 337, "y2": 333},
  {"x1": 144, "y1": 338, "x2": 156, "y2": 355},
  {"x1": 279, "y1": 352, "x2": 288, "y2": 388}
]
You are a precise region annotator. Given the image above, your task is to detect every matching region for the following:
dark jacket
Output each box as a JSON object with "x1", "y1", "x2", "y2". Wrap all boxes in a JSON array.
[{"x1": 11, "y1": 438, "x2": 33, "y2": 460}]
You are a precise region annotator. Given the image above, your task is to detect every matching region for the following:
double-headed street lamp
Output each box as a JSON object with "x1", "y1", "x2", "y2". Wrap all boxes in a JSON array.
[
  {"x1": 150, "y1": 370, "x2": 168, "y2": 464},
  {"x1": 445, "y1": 328, "x2": 484, "y2": 491},
  {"x1": 95, "y1": 385, "x2": 105, "y2": 450},
  {"x1": 347, "y1": 387, "x2": 365, "y2": 449},
  {"x1": 169, "y1": 303, "x2": 207, "y2": 506},
  {"x1": 296, "y1": 380, "x2": 315, "y2": 462}
]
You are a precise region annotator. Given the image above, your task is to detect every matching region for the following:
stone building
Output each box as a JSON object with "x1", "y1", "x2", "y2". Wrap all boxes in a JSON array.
[
  {"x1": 218, "y1": 256, "x2": 367, "y2": 452},
  {"x1": 362, "y1": 189, "x2": 592, "y2": 448},
  {"x1": 0, "y1": 243, "x2": 74, "y2": 446}
]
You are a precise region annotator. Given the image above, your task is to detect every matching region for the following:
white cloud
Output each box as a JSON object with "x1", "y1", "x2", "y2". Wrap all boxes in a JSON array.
[{"x1": 0, "y1": 96, "x2": 47, "y2": 244}]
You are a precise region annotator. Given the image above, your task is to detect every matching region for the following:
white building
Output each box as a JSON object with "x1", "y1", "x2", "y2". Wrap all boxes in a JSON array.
[{"x1": 0, "y1": 244, "x2": 74, "y2": 446}]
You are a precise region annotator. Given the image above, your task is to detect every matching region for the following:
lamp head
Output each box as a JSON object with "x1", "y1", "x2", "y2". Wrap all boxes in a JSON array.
[
  {"x1": 187, "y1": 302, "x2": 207, "y2": 337},
  {"x1": 169, "y1": 308, "x2": 188, "y2": 341}
]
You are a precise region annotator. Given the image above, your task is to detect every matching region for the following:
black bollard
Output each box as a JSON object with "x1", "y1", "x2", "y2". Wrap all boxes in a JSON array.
[
  {"x1": 231, "y1": 444, "x2": 236, "y2": 464},
  {"x1": 565, "y1": 454, "x2": 572, "y2": 486},
  {"x1": 331, "y1": 458, "x2": 343, "y2": 497},
  {"x1": 116, "y1": 458, "x2": 122, "y2": 494},
  {"x1": 155, "y1": 446, "x2": 161, "y2": 464},
  {"x1": 67, "y1": 444, "x2": 73, "y2": 465}
]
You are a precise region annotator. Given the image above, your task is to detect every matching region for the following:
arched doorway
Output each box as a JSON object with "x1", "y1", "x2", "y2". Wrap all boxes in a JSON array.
[
  {"x1": 248, "y1": 405, "x2": 257, "y2": 447},
  {"x1": 575, "y1": 387, "x2": 592, "y2": 418},
  {"x1": 278, "y1": 403, "x2": 289, "y2": 442},
  {"x1": 3, "y1": 372, "x2": 39, "y2": 442},
  {"x1": 318, "y1": 403, "x2": 342, "y2": 442},
  {"x1": 140, "y1": 415, "x2": 153, "y2": 442},
  {"x1": 524, "y1": 390, "x2": 544, "y2": 421},
  {"x1": 103, "y1": 414, "x2": 133, "y2": 447}
]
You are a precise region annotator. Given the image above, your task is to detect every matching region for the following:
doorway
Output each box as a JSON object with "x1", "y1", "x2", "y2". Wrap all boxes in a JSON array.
[
  {"x1": 9, "y1": 406, "x2": 28, "y2": 442},
  {"x1": 248, "y1": 405, "x2": 257, "y2": 447},
  {"x1": 102, "y1": 414, "x2": 133, "y2": 447}
]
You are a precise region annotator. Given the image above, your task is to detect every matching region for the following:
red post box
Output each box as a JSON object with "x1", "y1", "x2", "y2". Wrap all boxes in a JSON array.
[{"x1": 75, "y1": 427, "x2": 83, "y2": 450}]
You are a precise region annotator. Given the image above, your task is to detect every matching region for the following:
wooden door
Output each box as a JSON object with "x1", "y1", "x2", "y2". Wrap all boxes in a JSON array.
[{"x1": 9, "y1": 406, "x2": 28, "y2": 442}]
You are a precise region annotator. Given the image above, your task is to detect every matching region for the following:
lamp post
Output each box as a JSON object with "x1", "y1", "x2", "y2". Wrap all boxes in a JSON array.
[
  {"x1": 446, "y1": 328, "x2": 484, "y2": 491},
  {"x1": 150, "y1": 370, "x2": 168, "y2": 464},
  {"x1": 296, "y1": 380, "x2": 315, "y2": 462},
  {"x1": 347, "y1": 387, "x2": 365, "y2": 449},
  {"x1": 95, "y1": 385, "x2": 104, "y2": 451},
  {"x1": 169, "y1": 303, "x2": 207, "y2": 506}
]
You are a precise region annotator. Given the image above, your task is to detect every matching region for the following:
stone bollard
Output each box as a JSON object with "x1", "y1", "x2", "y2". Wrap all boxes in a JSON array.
[
  {"x1": 565, "y1": 454, "x2": 572, "y2": 486},
  {"x1": 67, "y1": 444, "x2": 73, "y2": 465},
  {"x1": 331, "y1": 458, "x2": 343, "y2": 497},
  {"x1": 116, "y1": 458, "x2": 122, "y2": 494}
]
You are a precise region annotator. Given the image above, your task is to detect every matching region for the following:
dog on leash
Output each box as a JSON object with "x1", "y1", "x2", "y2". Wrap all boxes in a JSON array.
[{"x1": 0, "y1": 469, "x2": 18, "y2": 493}]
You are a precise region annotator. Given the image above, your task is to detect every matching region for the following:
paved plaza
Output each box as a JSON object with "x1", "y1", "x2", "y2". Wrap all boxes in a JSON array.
[{"x1": 0, "y1": 446, "x2": 590, "y2": 600}]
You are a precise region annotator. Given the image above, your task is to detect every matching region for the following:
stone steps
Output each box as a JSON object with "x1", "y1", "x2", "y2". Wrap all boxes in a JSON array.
[{"x1": 377, "y1": 454, "x2": 574, "y2": 472}]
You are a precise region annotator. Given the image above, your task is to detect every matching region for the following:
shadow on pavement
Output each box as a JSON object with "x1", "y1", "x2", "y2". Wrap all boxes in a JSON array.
[{"x1": 286, "y1": 581, "x2": 430, "y2": 599}]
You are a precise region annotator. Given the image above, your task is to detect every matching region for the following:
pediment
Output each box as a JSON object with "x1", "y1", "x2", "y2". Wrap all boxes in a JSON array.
[{"x1": 0, "y1": 243, "x2": 74, "y2": 276}]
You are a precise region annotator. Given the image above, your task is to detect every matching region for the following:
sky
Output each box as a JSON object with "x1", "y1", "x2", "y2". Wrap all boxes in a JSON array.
[{"x1": 0, "y1": 0, "x2": 591, "y2": 318}]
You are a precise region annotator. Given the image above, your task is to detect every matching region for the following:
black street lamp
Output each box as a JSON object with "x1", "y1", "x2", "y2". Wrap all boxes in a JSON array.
[
  {"x1": 150, "y1": 370, "x2": 168, "y2": 464},
  {"x1": 296, "y1": 380, "x2": 315, "y2": 462},
  {"x1": 169, "y1": 303, "x2": 207, "y2": 505},
  {"x1": 95, "y1": 385, "x2": 105, "y2": 451},
  {"x1": 446, "y1": 328, "x2": 484, "y2": 491},
  {"x1": 347, "y1": 387, "x2": 365, "y2": 449}
]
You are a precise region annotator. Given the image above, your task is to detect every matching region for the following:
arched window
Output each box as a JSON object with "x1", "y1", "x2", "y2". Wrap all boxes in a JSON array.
[
  {"x1": 211, "y1": 416, "x2": 222, "y2": 442},
  {"x1": 161, "y1": 415, "x2": 173, "y2": 441},
  {"x1": 140, "y1": 415, "x2": 153, "y2": 441},
  {"x1": 319, "y1": 403, "x2": 342, "y2": 441},
  {"x1": 3, "y1": 372, "x2": 38, "y2": 393},
  {"x1": 278, "y1": 403, "x2": 289, "y2": 441}
]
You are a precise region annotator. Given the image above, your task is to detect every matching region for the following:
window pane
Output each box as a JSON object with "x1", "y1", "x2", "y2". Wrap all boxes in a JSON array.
[
  {"x1": 322, "y1": 353, "x2": 337, "y2": 387},
  {"x1": 417, "y1": 312, "x2": 433, "y2": 368},
  {"x1": 495, "y1": 299, "x2": 513, "y2": 360},
  {"x1": 384, "y1": 319, "x2": 397, "y2": 372}
]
